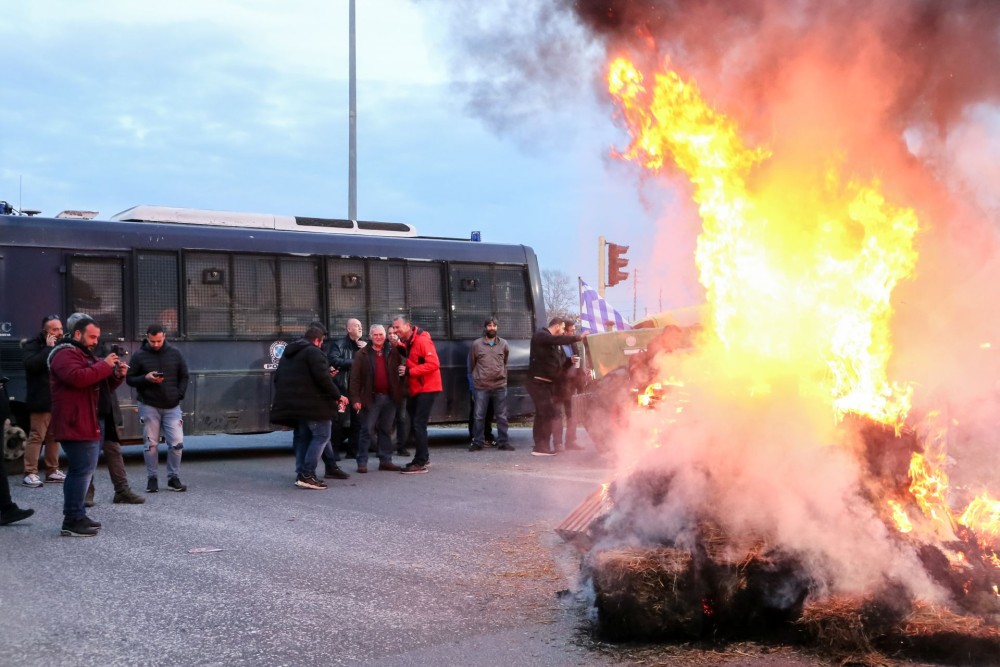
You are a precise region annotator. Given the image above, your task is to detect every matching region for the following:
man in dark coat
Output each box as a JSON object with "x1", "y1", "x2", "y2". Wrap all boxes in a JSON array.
[
  {"x1": 271, "y1": 323, "x2": 348, "y2": 490},
  {"x1": 20, "y1": 314, "x2": 65, "y2": 487},
  {"x1": 348, "y1": 324, "x2": 404, "y2": 473},
  {"x1": 526, "y1": 317, "x2": 585, "y2": 457},
  {"x1": 126, "y1": 323, "x2": 190, "y2": 493},
  {"x1": 49, "y1": 316, "x2": 125, "y2": 536},
  {"x1": 325, "y1": 317, "x2": 365, "y2": 462}
]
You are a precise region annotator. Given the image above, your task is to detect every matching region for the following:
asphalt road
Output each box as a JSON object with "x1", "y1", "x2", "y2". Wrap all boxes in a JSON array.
[{"x1": 0, "y1": 428, "x2": 913, "y2": 667}]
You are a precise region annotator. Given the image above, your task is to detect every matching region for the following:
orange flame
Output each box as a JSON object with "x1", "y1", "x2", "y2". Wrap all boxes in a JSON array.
[
  {"x1": 887, "y1": 499, "x2": 913, "y2": 534},
  {"x1": 958, "y1": 493, "x2": 1000, "y2": 551},
  {"x1": 607, "y1": 57, "x2": 918, "y2": 428},
  {"x1": 907, "y1": 452, "x2": 956, "y2": 537}
]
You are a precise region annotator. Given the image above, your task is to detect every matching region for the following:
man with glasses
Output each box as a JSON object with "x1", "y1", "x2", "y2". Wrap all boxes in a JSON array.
[{"x1": 20, "y1": 315, "x2": 66, "y2": 487}]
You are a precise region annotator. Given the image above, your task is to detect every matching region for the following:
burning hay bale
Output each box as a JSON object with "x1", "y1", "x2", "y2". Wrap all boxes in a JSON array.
[
  {"x1": 586, "y1": 547, "x2": 709, "y2": 641},
  {"x1": 799, "y1": 596, "x2": 1000, "y2": 666}
]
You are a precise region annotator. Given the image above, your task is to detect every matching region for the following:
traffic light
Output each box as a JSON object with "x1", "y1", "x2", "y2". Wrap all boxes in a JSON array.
[{"x1": 607, "y1": 242, "x2": 630, "y2": 287}]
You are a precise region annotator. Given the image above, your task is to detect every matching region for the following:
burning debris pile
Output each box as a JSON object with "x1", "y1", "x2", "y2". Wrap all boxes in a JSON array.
[{"x1": 539, "y1": 1, "x2": 1000, "y2": 663}]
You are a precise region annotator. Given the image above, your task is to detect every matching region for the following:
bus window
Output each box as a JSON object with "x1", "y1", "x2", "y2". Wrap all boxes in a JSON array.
[
  {"x1": 278, "y1": 257, "x2": 322, "y2": 337},
  {"x1": 233, "y1": 255, "x2": 279, "y2": 337},
  {"x1": 368, "y1": 259, "x2": 407, "y2": 330},
  {"x1": 407, "y1": 261, "x2": 447, "y2": 338},
  {"x1": 185, "y1": 252, "x2": 232, "y2": 337},
  {"x1": 450, "y1": 263, "x2": 492, "y2": 338},
  {"x1": 136, "y1": 251, "x2": 180, "y2": 337},
  {"x1": 67, "y1": 256, "x2": 125, "y2": 339},
  {"x1": 493, "y1": 266, "x2": 533, "y2": 338},
  {"x1": 327, "y1": 257, "x2": 366, "y2": 333}
]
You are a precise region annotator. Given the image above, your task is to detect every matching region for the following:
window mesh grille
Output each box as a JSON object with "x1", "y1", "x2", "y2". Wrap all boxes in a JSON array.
[
  {"x1": 407, "y1": 262, "x2": 447, "y2": 338},
  {"x1": 492, "y1": 266, "x2": 533, "y2": 338},
  {"x1": 233, "y1": 255, "x2": 278, "y2": 337},
  {"x1": 367, "y1": 260, "x2": 406, "y2": 330},
  {"x1": 136, "y1": 252, "x2": 179, "y2": 337},
  {"x1": 449, "y1": 264, "x2": 492, "y2": 338},
  {"x1": 185, "y1": 253, "x2": 231, "y2": 337},
  {"x1": 326, "y1": 258, "x2": 366, "y2": 334},
  {"x1": 278, "y1": 257, "x2": 321, "y2": 337},
  {"x1": 68, "y1": 257, "x2": 124, "y2": 339}
]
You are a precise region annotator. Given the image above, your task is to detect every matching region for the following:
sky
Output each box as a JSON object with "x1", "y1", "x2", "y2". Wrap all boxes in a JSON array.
[{"x1": 0, "y1": 0, "x2": 679, "y2": 317}]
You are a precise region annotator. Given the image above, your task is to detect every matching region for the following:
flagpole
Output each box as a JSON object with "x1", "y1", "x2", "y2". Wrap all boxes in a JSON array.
[{"x1": 597, "y1": 236, "x2": 606, "y2": 299}]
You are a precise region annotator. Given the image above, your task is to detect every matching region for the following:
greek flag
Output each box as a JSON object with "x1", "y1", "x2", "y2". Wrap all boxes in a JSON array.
[{"x1": 579, "y1": 278, "x2": 632, "y2": 333}]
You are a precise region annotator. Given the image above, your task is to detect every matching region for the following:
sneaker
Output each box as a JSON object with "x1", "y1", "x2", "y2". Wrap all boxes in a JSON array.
[
  {"x1": 531, "y1": 448, "x2": 556, "y2": 457},
  {"x1": 167, "y1": 477, "x2": 187, "y2": 492},
  {"x1": 22, "y1": 474, "x2": 43, "y2": 488},
  {"x1": 113, "y1": 488, "x2": 146, "y2": 504},
  {"x1": 497, "y1": 443, "x2": 515, "y2": 451},
  {"x1": 324, "y1": 467, "x2": 350, "y2": 480},
  {"x1": 485, "y1": 437, "x2": 497, "y2": 448},
  {"x1": 146, "y1": 478, "x2": 158, "y2": 493},
  {"x1": 356, "y1": 464, "x2": 368, "y2": 474},
  {"x1": 378, "y1": 461, "x2": 402, "y2": 472},
  {"x1": 564, "y1": 443, "x2": 585, "y2": 451},
  {"x1": 45, "y1": 470, "x2": 67, "y2": 483},
  {"x1": 0, "y1": 505, "x2": 34, "y2": 526},
  {"x1": 81, "y1": 516, "x2": 102, "y2": 529},
  {"x1": 401, "y1": 462, "x2": 429, "y2": 475},
  {"x1": 60, "y1": 517, "x2": 98, "y2": 537},
  {"x1": 294, "y1": 474, "x2": 327, "y2": 490},
  {"x1": 469, "y1": 444, "x2": 484, "y2": 452}
]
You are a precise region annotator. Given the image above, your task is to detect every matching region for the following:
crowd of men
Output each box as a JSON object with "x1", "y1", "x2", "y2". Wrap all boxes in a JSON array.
[
  {"x1": 1, "y1": 311, "x2": 589, "y2": 529},
  {"x1": 1, "y1": 313, "x2": 190, "y2": 537}
]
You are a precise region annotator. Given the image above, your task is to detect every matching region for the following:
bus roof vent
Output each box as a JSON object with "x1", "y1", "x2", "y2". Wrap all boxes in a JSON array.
[
  {"x1": 55, "y1": 210, "x2": 100, "y2": 219},
  {"x1": 109, "y1": 205, "x2": 417, "y2": 237}
]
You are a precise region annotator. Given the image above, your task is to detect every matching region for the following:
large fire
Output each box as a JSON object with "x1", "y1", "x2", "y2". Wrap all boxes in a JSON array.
[
  {"x1": 608, "y1": 56, "x2": 917, "y2": 429},
  {"x1": 594, "y1": 54, "x2": 1000, "y2": 643}
]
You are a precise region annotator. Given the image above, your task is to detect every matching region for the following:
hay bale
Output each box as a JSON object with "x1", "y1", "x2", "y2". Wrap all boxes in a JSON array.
[{"x1": 587, "y1": 547, "x2": 710, "y2": 641}]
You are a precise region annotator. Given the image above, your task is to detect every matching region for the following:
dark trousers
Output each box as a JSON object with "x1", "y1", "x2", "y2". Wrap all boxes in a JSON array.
[
  {"x1": 407, "y1": 391, "x2": 439, "y2": 465},
  {"x1": 358, "y1": 393, "x2": 398, "y2": 465},
  {"x1": 394, "y1": 400, "x2": 411, "y2": 451},
  {"x1": 525, "y1": 379, "x2": 558, "y2": 452},
  {"x1": 0, "y1": 454, "x2": 14, "y2": 511},
  {"x1": 62, "y1": 440, "x2": 100, "y2": 519}
]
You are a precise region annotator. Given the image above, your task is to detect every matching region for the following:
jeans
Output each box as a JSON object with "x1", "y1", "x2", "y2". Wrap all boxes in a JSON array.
[
  {"x1": 468, "y1": 394, "x2": 494, "y2": 441},
  {"x1": 394, "y1": 400, "x2": 410, "y2": 450},
  {"x1": 24, "y1": 412, "x2": 61, "y2": 476},
  {"x1": 61, "y1": 440, "x2": 100, "y2": 519},
  {"x1": 472, "y1": 387, "x2": 508, "y2": 447},
  {"x1": 139, "y1": 403, "x2": 184, "y2": 479},
  {"x1": 407, "y1": 391, "x2": 439, "y2": 465},
  {"x1": 293, "y1": 419, "x2": 331, "y2": 478},
  {"x1": 358, "y1": 394, "x2": 397, "y2": 465}
]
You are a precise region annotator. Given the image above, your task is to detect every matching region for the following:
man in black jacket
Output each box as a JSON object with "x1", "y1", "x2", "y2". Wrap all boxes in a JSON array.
[
  {"x1": 126, "y1": 324, "x2": 190, "y2": 493},
  {"x1": 325, "y1": 317, "x2": 365, "y2": 462},
  {"x1": 20, "y1": 315, "x2": 66, "y2": 487},
  {"x1": 526, "y1": 317, "x2": 586, "y2": 457},
  {"x1": 271, "y1": 323, "x2": 349, "y2": 489}
]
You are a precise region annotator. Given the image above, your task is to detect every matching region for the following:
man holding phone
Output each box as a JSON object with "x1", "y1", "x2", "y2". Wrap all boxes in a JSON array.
[{"x1": 126, "y1": 324, "x2": 190, "y2": 493}]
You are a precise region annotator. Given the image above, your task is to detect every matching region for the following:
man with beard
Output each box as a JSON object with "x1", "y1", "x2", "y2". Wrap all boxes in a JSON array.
[
  {"x1": 20, "y1": 314, "x2": 66, "y2": 487},
  {"x1": 126, "y1": 323, "x2": 190, "y2": 493},
  {"x1": 49, "y1": 316, "x2": 125, "y2": 536},
  {"x1": 468, "y1": 317, "x2": 512, "y2": 452},
  {"x1": 391, "y1": 316, "x2": 442, "y2": 474},
  {"x1": 271, "y1": 323, "x2": 349, "y2": 489},
  {"x1": 526, "y1": 317, "x2": 586, "y2": 456}
]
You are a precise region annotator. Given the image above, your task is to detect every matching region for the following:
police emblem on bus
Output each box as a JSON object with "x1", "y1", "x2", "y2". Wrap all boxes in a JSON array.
[{"x1": 265, "y1": 341, "x2": 287, "y2": 370}]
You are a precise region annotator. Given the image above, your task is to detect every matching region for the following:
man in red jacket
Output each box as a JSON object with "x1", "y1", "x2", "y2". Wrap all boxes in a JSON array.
[
  {"x1": 391, "y1": 316, "x2": 442, "y2": 474},
  {"x1": 49, "y1": 316, "x2": 125, "y2": 536}
]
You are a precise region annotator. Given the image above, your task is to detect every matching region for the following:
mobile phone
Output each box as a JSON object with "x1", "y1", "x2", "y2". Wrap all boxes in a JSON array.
[{"x1": 152, "y1": 371, "x2": 164, "y2": 378}]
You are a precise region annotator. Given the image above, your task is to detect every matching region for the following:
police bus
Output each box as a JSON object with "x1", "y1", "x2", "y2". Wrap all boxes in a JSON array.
[{"x1": 0, "y1": 205, "x2": 545, "y2": 442}]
